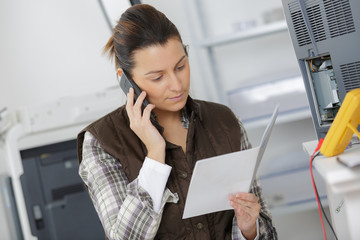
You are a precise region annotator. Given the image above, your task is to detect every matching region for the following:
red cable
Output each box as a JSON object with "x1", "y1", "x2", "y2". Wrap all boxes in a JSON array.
[{"x1": 310, "y1": 138, "x2": 327, "y2": 240}]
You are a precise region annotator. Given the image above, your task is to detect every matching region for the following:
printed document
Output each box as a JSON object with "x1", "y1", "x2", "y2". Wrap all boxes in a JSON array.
[{"x1": 183, "y1": 105, "x2": 279, "y2": 219}]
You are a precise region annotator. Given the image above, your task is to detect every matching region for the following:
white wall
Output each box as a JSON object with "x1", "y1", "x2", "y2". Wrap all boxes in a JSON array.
[{"x1": 0, "y1": 0, "x2": 118, "y2": 114}]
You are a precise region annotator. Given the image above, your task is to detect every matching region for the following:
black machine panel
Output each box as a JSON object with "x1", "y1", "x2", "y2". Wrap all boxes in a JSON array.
[{"x1": 20, "y1": 140, "x2": 105, "y2": 240}]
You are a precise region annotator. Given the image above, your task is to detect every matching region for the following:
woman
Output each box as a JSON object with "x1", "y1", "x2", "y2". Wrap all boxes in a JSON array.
[{"x1": 77, "y1": 4, "x2": 277, "y2": 240}]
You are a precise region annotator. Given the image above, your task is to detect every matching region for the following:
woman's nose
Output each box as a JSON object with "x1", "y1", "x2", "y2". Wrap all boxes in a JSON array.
[{"x1": 168, "y1": 72, "x2": 182, "y2": 91}]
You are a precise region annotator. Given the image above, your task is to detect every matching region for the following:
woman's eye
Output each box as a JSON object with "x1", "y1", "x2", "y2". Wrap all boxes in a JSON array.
[
  {"x1": 177, "y1": 64, "x2": 185, "y2": 71},
  {"x1": 152, "y1": 75, "x2": 163, "y2": 81}
]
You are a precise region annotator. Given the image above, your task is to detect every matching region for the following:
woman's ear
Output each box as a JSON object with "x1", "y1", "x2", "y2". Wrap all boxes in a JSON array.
[{"x1": 117, "y1": 68, "x2": 123, "y2": 77}]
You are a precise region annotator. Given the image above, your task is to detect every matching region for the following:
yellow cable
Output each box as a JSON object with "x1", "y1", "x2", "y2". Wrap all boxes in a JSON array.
[{"x1": 310, "y1": 59, "x2": 315, "y2": 72}]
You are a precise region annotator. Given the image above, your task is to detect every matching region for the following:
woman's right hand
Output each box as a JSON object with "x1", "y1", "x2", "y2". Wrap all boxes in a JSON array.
[{"x1": 126, "y1": 88, "x2": 166, "y2": 164}]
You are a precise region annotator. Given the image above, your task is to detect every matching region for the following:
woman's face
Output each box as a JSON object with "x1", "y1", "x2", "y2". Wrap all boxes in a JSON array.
[{"x1": 131, "y1": 38, "x2": 190, "y2": 113}]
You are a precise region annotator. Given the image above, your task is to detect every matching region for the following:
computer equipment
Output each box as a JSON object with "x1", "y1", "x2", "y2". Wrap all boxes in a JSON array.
[
  {"x1": 20, "y1": 140, "x2": 105, "y2": 240},
  {"x1": 281, "y1": 0, "x2": 360, "y2": 139}
]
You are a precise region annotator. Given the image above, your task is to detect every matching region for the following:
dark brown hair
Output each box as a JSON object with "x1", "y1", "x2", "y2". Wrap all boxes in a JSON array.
[{"x1": 103, "y1": 4, "x2": 184, "y2": 77}]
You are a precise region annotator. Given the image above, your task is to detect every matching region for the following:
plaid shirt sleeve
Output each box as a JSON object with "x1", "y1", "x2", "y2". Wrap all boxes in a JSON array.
[
  {"x1": 231, "y1": 120, "x2": 278, "y2": 240},
  {"x1": 79, "y1": 131, "x2": 178, "y2": 240}
]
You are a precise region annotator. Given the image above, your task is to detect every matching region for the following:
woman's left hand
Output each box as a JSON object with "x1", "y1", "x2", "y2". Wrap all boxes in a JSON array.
[{"x1": 229, "y1": 193, "x2": 260, "y2": 240}]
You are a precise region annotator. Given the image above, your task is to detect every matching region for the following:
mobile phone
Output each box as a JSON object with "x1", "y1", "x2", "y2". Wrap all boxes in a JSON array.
[{"x1": 119, "y1": 72, "x2": 149, "y2": 111}]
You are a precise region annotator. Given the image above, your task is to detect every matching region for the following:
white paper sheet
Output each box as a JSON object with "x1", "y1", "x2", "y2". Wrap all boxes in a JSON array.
[{"x1": 182, "y1": 105, "x2": 279, "y2": 219}]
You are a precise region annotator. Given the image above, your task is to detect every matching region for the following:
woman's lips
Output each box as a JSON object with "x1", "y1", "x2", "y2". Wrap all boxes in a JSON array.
[{"x1": 169, "y1": 93, "x2": 184, "y2": 101}]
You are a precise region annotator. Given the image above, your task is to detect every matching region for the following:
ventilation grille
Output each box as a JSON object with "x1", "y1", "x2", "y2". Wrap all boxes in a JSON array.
[
  {"x1": 287, "y1": 0, "x2": 355, "y2": 47},
  {"x1": 307, "y1": 4, "x2": 327, "y2": 42},
  {"x1": 323, "y1": 0, "x2": 355, "y2": 38},
  {"x1": 340, "y1": 61, "x2": 360, "y2": 92},
  {"x1": 289, "y1": 1, "x2": 312, "y2": 46}
]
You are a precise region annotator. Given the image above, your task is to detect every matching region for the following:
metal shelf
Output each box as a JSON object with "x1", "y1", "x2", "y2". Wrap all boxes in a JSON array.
[
  {"x1": 199, "y1": 20, "x2": 288, "y2": 47},
  {"x1": 243, "y1": 108, "x2": 311, "y2": 130}
]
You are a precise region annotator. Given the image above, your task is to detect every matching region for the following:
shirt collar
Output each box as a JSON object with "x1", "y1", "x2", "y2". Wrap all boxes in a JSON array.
[{"x1": 185, "y1": 96, "x2": 203, "y2": 122}]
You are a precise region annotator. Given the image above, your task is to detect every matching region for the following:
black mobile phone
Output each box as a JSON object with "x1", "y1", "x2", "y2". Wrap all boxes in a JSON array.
[{"x1": 119, "y1": 72, "x2": 149, "y2": 111}]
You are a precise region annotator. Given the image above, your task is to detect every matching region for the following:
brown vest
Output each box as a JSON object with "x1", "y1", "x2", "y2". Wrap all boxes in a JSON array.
[{"x1": 77, "y1": 98, "x2": 244, "y2": 240}]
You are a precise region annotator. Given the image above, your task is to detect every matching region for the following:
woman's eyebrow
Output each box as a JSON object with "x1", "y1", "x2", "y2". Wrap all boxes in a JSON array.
[
  {"x1": 144, "y1": 55, "x2": 186, "y2": 76},
  {"x1": 175, "y1": 55, "x2": 186, "y2": 66}
]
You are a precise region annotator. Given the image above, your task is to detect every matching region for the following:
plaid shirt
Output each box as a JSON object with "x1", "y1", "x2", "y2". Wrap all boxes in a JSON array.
[{"x1": 79, "y1": 119, "x2": 277, "y2": 240}]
